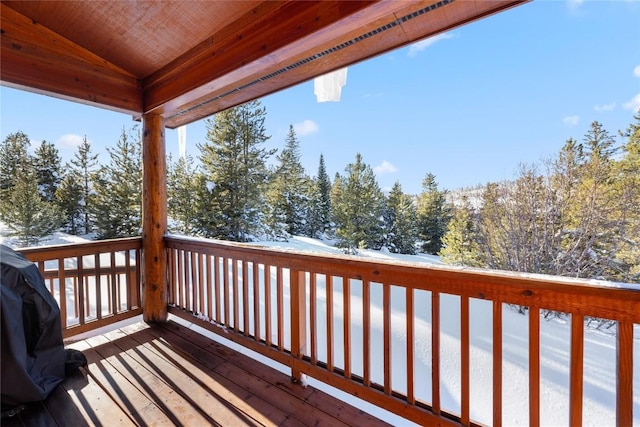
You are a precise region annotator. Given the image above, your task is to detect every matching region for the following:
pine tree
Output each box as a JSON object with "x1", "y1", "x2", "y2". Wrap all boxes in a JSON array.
[
  {"x1": 55, "y1": 171, "x2": 83, "y2": 234},
  {"x1": 92, "y1": 127, "x2": 142, "y2": 239},
  {"x1": 0, "y1": 131, "x2": 31, "y2": 200},
  {"x1": 439, "y1": 196, "x2": 481, "y2": 267},
  {"x1": 33, "y1": 140, "x2": 62, "y2": 202},
  {"x1": 167, "y1": 154, "x2": 200, "y2": 235},
  {"x1": 198, "y1": 100, "x2": 274, "y2": 241},
  {"x1": 0, "y1": 159, "x2": 63, "y2": 246},
  {"x1": 416, "y1": 173, "x2": 451, "y2": 254},
  {"x1": 561, "y1": 121, "x2": 619, "y2": 278},
  {"x1": 332, "y1": 153, "x2": 385, "y2": 253},
  {"x1": 316, "y1": 154, "x2": 333, "y2": 236},
  {"x1": 384, "y1": 181, "x2": 418, "y2": 254},
  {"x1": 70, "y1": 136, "x2": 99, "y2": 234},
  {"x1": 264, "y1": 125, "x2": 309, "y2": 239},
  {"x1": 306, "y1": 154, "x2": 332, "y2": 238},
  {"x1": 611, "y1": 112, "x2": 640, "y2": 282}
]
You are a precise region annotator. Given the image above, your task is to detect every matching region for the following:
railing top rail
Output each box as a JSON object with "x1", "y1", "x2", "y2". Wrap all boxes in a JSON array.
[
  {"x1": 17, "y1": 237, "x2": 142, "y2": 260},
  {"x1": 165, "y1": 235, "x2": 640, "y2": 323}
]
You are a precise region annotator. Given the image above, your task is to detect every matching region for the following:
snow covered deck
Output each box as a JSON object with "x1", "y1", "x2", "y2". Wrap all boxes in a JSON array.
[{"x1": 2, "y1": 319, "x2": 389, "y2": 427}]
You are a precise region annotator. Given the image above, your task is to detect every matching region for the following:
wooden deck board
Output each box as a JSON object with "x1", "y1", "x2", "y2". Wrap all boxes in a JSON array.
[{"x1": 4, "y1": 320, "x2": 391, "y2": 427}]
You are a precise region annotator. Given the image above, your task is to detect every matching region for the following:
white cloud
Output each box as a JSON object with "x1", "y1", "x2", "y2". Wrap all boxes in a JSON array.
[
  {"x1": 293, "y1": 120, "x2": 319, "y2": 137},
  {"x1": 56, "y1": 133, "x2": 85, "y2": 148},
  {"x1": 373, "y1": 160, "x2": 397, "y2": 175},
  {"x1": 563, "y1": 115, "x2": 580, "y2": 126},
  {"x1": 623, "y1": 92, "x2": 640, "y2": 112},
  {"x1": 594, "y1": 102, "x2": 615, "y2": 112},
  {"x1": 634, "y1": 65, "x2": 640, "y2": 78},
  {"x1": 567, "y1": 0, "x2": 584, "y2": 9},
  {"x1": 407, "y1": 33, "x2": 454, "y2": 57}
]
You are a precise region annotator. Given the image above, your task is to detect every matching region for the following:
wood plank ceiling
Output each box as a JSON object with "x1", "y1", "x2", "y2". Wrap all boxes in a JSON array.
[{"x1": 1, "y1": 0, "x2": 527, "y2": 128}]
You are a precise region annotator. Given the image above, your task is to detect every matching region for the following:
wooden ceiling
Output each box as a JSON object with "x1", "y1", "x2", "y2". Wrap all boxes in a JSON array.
[{"x1": 1, "y1": 0, "x2": 527, "y2": 128}]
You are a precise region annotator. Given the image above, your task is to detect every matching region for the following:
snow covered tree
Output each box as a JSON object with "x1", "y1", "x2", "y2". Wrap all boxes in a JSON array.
[
  {"x1": 198, "y1": 100, "x2": 274, "y2": 241},
  {"x1": 331, "y1": 153, "x2": 385, "y2": 253},
  {"x1": 416, "y1": 173, "x2": 450, "y2": 254},
  {"x1": 167, "y1": 154, "x2": 200, "y2": 235},
  {"x1": 383, "y1": 181, "x2": 417, "y2": 254},
  {"x1": 264, "y1": 125, "x2": 309, "y2": 239},
  {"x1": 0, "y1": 160, "x2": 63, "y2": 246},
  {"x1": 70, "y1": 136, "x2": 99, "y2": 234},
  {"x1": 92, "y1": 127, "x2": 142, "y2": 239},
  {"x1": 33, "y1": 140, "x2": 62, "y2": 203}
]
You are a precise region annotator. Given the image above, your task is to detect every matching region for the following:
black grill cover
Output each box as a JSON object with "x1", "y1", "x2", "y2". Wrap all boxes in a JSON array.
[{"x1": 1, "y1": 244, "x2": 66, "y2": 410}]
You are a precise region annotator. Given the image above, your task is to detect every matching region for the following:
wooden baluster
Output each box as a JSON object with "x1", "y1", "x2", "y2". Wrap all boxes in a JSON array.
[
  {"x1": 125, "y1": 249, "x2": 132, "y2": 311},
  {"x1": 77, "y1": 255, "x2": 84, "y2": 325},
  {"x1": 135, "y1": 248, "x2": 142, "y2": 308},
  {"x1": 58, "y1": 258, "x2": 67, "y2": 330},
  {"x1": 243, "y1": 260, "x2": 249, "y2": 336},
  {"x1": 290, "y1": 269, "x2": 307, "y2": 381},
  {"x1": 265, "y1": 265, "x2": 272, "y2": 347},
  {"x1": 223, "y1": 257, "x2": 229, "y2": 326},
  {"x1": 343, "y1": 277, "x2": 351, "y2": 379},
  {"x1": 214, "y1": 255, "x2": 221, "y2": 323},
  {"x1": 196, "y1": 253, "x2": 208, "y2": 314},
  {"x1": 616, "y1": 321, "x2": 633, "y2": 427},
  {"x1": 493, "y1": 301, "x2": 503, "y2": 427},
  {"x1": 432, "y1": 291, "x2": 441, "y2": 415},
  {"x1": 363, "y1": 280, "x2": 371, "y2": 387},
  {"x1": 277, "y1": 267, "x2": 284, "y2": 351},
  {"x1": 529, "y1": 307, "x2": 540, "y2": 427},
  {"x1": 110, "y1": 251, "x2": 117, "y2": 315},
  {"x1": 95, "y1": 253, "x2": 102, "y2": 319},
  {"x1": 461, "y1": 296, "x2": 470, "y2": 426},
  {"x1": 253, "y1": 262, "x2": 260, "y2": 341},
  {"x1": 233, "y1": 260, "x2": 239, "y2": 330},
  {"x1": 179, "y1": 250, "x2": 185, "y2": 309},
  {"x1": 383, "y1": 283, "x2": 391, "y2": 395},
  {"x1": 569, "y1": 314, "x2": 584, "y2": 426},
  {"x1": 190, "y1": 250, "x2": 198, "y2": 314},
  {"x1": 206, "y1": 254, "x2": 213, "y2": 320},
  {"x1": 406, "y1": 287, "x2": 415, "y2": 405},
  {"x1": 310, "y1": 273, "x2": 317, "y2": 365},
  {"x1": 326, "y1": 275, "x2": 334, "y2": 372}
]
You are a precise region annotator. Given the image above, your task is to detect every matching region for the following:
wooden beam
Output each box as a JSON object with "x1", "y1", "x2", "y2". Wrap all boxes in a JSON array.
[
  {"x1": 0, "y1": 3, "x2": 142, "y2": 115},
  {"x1": 157, "y1": 0, "x2": 528, "y2": 128},
  {"x1": 143, "y1": 1, "x2": 377, "y2": 116},
  {"x1": 142, "y1": 113, "x2": 168, "y2": 323}
]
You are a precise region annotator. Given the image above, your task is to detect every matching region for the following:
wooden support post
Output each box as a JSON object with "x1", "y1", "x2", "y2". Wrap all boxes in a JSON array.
[
  {"x1": 142, "y1": 113, "x2": 168, "y2": 323},
  {"x1": 290, "y1": 269, "x2": 307, "y2": 382}
]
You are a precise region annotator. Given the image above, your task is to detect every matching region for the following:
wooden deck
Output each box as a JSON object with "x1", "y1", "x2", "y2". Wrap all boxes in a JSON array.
[{"x1": 3, "y1": 320, "x2": 390, "y2": 427}]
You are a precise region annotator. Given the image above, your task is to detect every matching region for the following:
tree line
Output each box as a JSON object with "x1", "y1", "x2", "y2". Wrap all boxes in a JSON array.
[
  {"x1": 441, "y1": 117, "x2": 640, "y2": 285},
  {"x1": 1, "y1": 101, "x2": 638, "y2": 286},
  {"x1": 0, "y1": 100, "x2": 450, "y2": 256}
]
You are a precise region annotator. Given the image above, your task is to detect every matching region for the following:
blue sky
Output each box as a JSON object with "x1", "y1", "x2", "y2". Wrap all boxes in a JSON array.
[{"x1": 1, "y1": 0, "x2": 639, "y2": 195}]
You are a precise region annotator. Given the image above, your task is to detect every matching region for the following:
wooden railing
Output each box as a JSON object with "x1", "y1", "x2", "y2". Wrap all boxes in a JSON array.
[
  {"x1": 165, "y1": 235, "x2": 639, "y2": 427},
  {"x1": 19, "y1": 238, "x2": 143, "y2": 338}
]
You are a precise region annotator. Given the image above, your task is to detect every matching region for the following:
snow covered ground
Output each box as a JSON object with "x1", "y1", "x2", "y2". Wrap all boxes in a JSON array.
[{"x1": 2, "y1": 228, "x2": 638, "y2": 426}]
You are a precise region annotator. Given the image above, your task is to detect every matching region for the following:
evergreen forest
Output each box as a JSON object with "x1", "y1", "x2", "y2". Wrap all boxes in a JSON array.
[{"x1": 1, "y1": 100, "x2": 638, "y2": 285}]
